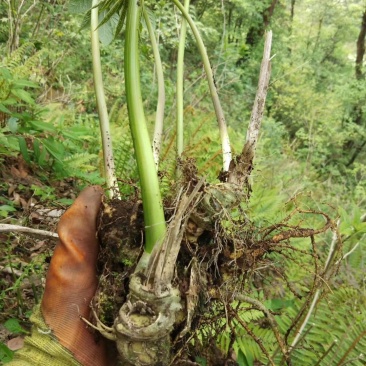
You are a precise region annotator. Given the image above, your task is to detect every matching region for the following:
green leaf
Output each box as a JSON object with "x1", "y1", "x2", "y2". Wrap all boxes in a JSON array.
[
  {"x1": 62, "y1": 126, "x2": 93, "y2": 140},
  {"x1": 17, "y1": 136, "x2": 30, "y2": 163},
  {"x1": 42, "y1": 138, "x2": 65, "y2": 161},
  {"x1": 265, "y1": 298, "x2": 294, "y2": 311},
  {"x1": 98, "y1": 12, "x2": 119, "y2": 45},
  {"x1": 0, "y1": 104, "x2": 11, "y2": 114},
  {"x1": 68, "y1": 0, "x2": 92, "y2": 13},
  {"x1": 4, "y1": 319, "x2": 27, "y2": 334},
  {"x1": 11, "y1": 88, "x2": 34, "y2": 105},
  {"x1": 0, "y1": 67, "x2": 12, "y2": 80},
  {"x1": 237, "y1": 349, "x2": 252, "y2": 366},
  {"x1": 2, "y1": 98, "x2": 17, "y2": 106},
  {"x1": 195, "y1": 356, "x2": 207, "y2": 366},
  {"x1": 0, "y1": 205, "x2": 16, "y2": 212},
  {"x1": 55, "y1": 198, "x2": 74, "y2": 205},
  {"x1": 0, "y1": 342, "x2": 14, "y2": 363},
  {"x1": 7, "y1": 117, "x2": 18, "y2": 133},
  {"x1": 13, "y1": 79, "x2": 38, "y2": 88},
  {"x1": 28, "y1": 120, "x2": 56, "y2": 133}
]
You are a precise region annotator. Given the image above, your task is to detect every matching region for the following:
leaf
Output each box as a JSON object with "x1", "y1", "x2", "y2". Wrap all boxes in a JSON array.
[
  {"x1": 0, "y1": 104, "x2": 11, "y2": 114},
  {"x1": 98, "y1": 12, "x2": 119, "y2": 45},
  {"x1": 265, "y1": 298, "x2": 294, "y2": 311},
  {"x1": 7, "y1": 117, "x2": 18, "y2": 133},
  {"x1": 17, "y1": 136, "x2": 30, "y2": 163},
  {"x1": 68, "y1": 0, "x2": 92, "y2": 14},
  {"x1": 7, "y1": 337, "x2": 24, "y2": 351},
  {"x1": 0, "y1": 342, "x2": 14, "y2": 363},
  {"x1": 195, "y1": 356, "x2": 207, "y2": 366},
  {"x1": 237, "y1": 349, "x2": 252, "y2": 366},
  {"x1": 28, "y1": 120, "x2": 56, "y2": 133},
  {"x1": 4, "y1": 319, "x2": 27, "y2": 334},
  {"x1": 11, "y1": 88, "x2": 34, "y2": 105},
  {"x1": 0, "y1": 67, "x2": 12, "y2": 80},
  {"x1": 13, "y1": 79, "x2": 38, "y2": 88},
  {"x1": 42, "y1": 138, "x2": 65, "y2": 161},
  {"x1": 0, "y1": 205, "x2": 16, "y2": 212}
]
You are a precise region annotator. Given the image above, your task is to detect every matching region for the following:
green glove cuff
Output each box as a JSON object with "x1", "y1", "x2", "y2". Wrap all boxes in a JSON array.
[{"x1": 8, "y1": 305, "x2": 81, "y2": 366}]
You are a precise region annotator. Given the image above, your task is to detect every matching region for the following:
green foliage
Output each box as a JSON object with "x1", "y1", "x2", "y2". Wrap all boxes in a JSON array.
[
  {"x1": 0, "y1": 60, "x2": 103, "y2": 183},
  {"x1": 0, "y1": 342, "x2": 14, "y2": 364},
  {"x1": 4, "y1": 319, "x2": 28, "y2": 335}
]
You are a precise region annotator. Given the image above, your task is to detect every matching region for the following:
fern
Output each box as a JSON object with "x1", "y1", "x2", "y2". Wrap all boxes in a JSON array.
[
  {"x1": 63, "y1": 152, "x2": 98, "y2": 171},
  {"x1": 3, "y1": 42, "x2": 35, "y2": 69},
  {"x1": 265, "y1": 287, "x2": 366, "y2": 365}
]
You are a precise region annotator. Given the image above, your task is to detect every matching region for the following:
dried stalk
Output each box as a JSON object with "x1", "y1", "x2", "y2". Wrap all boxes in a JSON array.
[
  {"x1": 0, "y1": 224, "x2": 58, "y2": 240},
  {"x1": 228, "y1": 30, "x2": 272, "y2": 190}
]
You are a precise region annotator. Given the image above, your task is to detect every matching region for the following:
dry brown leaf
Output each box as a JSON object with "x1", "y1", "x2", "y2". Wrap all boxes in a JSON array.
[{"x1": 7, "y1": 336, "x2": 24, "y2": 351}]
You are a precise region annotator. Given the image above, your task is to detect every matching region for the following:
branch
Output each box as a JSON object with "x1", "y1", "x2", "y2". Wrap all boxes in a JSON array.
[
  {"x1": 0, "y1": 224, "x2": 58, "y2": 240},
  {"x1": 228, "y1": 31, "x2": 272, "y2": 190}
]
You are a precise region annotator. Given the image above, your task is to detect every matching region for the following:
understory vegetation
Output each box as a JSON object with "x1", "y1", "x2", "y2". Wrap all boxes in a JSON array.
[{"x1": 1, "y1": 0, "x2": 366, "y2": 365}]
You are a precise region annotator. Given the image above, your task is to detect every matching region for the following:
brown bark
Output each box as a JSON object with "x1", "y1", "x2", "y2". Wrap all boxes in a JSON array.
[
  {"x1": 291, "y1": 0, "x2": 295, "y2": 20},
  {"x1": 344, "y1": 9, "x2": 366, "y2": 166},
  {"x1": 246, "y1": 0, "x2": 278, "y2": 47},
  {"x1": 355, "y1": 10, "x2": 366, "y2": 79}
]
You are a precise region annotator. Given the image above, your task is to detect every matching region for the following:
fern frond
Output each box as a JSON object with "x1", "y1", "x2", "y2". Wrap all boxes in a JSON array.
[
  {"x1": 63, "y1": 152, "x2": 98, "y2": 171},
  {"x1": 273, "y1": 287, "x2": 366, "y2": 366},
  {"x1": 4, "y1": 43, "x2": 35, "y2": 69}
]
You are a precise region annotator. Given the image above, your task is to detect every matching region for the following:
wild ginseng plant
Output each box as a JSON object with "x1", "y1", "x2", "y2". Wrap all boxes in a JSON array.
[{"x1": 74, "y1": 1, "x2": 339, "y2": 365}]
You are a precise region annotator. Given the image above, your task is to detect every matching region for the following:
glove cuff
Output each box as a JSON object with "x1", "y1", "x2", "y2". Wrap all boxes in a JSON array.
[{"x1": 9, "y1": 304, "x2": 81, "y2": 366}]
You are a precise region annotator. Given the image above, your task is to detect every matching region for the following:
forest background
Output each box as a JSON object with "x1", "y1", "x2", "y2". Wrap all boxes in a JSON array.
[{"x1": 0, "y1": 0, "x2": 366, "y2": 365}]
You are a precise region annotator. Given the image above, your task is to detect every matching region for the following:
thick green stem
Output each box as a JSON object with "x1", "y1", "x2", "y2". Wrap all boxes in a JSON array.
[
  {"x1": 91, "y1": 1, "x2": 119, "y2": 198},
  {"x1": 125, "y1": 0, "x2": 166, "y2": 254},
  {"x1": 172, "y1": 0, "x2": 231, "y2": 172},
  {"x1": 176, "y1": 0, "x2": 190, "y2": 159},
  {"x1": 143, "y1": 7, "x2": 165, "y2": 168}
]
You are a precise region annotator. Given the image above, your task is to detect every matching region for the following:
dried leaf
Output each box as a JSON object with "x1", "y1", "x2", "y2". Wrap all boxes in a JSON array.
[{"x1": 7, "y1": 337, "x2": 24, "y2": 351}]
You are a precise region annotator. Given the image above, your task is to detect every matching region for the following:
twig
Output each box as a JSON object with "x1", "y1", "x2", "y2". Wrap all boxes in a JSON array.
[{"x1": 0, "y1": 224, "x2": 58, "y2": 240}]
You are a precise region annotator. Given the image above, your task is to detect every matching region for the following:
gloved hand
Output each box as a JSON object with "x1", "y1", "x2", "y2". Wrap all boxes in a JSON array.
[{"x1": 10, "y1": 186, "x2": 110, "y2": 366}]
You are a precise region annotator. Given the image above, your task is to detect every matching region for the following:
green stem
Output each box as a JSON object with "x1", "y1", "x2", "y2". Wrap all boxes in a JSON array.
[
  {"x1": 91, "y1": 0, "x2": 119, "y2": 198},
  {"x1": 143, "y1": 7, "x2": 165, "y2": 168},
  {"x1": 125, "y1": 0, "x2": 166, "y2": 254},
  {"x1": 176, "y1": 0, "x2": 190, "y2": 159},
  {"x1": 172, "y1": 0, "x2": 231, "y2": 172}
]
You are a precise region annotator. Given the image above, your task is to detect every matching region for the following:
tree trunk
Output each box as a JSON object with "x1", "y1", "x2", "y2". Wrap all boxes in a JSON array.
[
  {"x1": 344, "y1": 9, "x2": 366, "y2": 166},
  {"x1": 355, "y1": 10, "x2": 366, "y2": 80}
]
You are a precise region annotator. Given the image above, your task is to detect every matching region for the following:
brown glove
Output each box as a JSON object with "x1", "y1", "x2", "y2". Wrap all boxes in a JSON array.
[{"x1": 41, "y1": 186, "x2": 108, "y2": 366}]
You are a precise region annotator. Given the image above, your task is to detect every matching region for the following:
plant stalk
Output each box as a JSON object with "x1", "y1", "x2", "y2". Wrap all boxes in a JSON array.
[
  {"x1": 125, "y1": 0, "x2": 166, "y2": 254},
  {"x1": 176, "y1": 0, "x2": 190, "y2": 159},
  {"x1": 142, "y1": 7, "x2": 166, "y2": 169},
  {"x1": 171, "y1": 0, "x2": 231, "y2": 172},
  {"x1": 91, "y1": 0, "x2": 120, "y2": 198}
]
